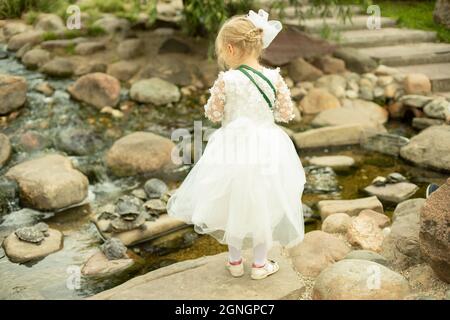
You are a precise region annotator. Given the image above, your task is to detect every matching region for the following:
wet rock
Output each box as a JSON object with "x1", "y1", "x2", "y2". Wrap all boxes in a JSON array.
[
  {"x1": 304, "y1": 166, "x2": 339, "y2": 194},
  {"x1": 0, "y1": 74, "x2": 27, "y2": 115},
  {"x1": 13, "y1": 130, "x2": 50, "y2": 152},
  {"x1": 318, "y1": 196, "x2": 384, "y2": 220},
  {"x1": 321, "y1": 213, "x2": 351, "y2": 234},
  {"x1": 101, "y1": 238, "x2": 128, "y2": 260},
  {"x1": 288, "y1": 230, "x2": 351, "y2": 277},
  {"x1": 34, "y1": 14, "x2": 65, "y2": 32},
  {"x1": 398, "y1": 94, "x2": 434, "y2": 108},
  {"x1": 381, "y1": 198, "x2": 425, "y2": 270},
  {"x1": 41, "y1": 57, "x2": 75, "y2": 78},
  {"x1": 2, "y1": 228, "x2": 63, "y2": 263},
  {"x1": 412, "y1": 117, "x2": 445, "y2": 130},
  {"x1": 287, "y1": 57, "x2": 323, "y2": 82},
  {"x1": 92, "y1": 16, "x2": 130, "y2": 34},
  {"x1": 423, "y1": 97, "x2": 450, "y2": 120},
  {"x1": 130, "y1": 78, "x2": 180, "y2": 105},
  {"x1": 361, "y1": 133, "x2": 410, "y2": 157},
  {"x1": 293, "y1": 124, "x2": 386, "y2": 149},
  {"x1": 0, "y1": 133, "x2": 11, "y2": 167},
  {"x1": 55, "y1": 127, "x2": 103, "y2": 156},
  {"x1": 75, "y1": 41, "x2": 106, "y2": 55},
  {"x1": 364, "y1": 182, "x2": 419, "y2": 204},
  {"x1": 313, "y1": 55, "x2": 346, "y2": 74},
  {"x1": 68, "y1": 73, "x2": 121, "y2": 108},
  {"x1": 344, "y1": 250, "x2": 388, "y2": 266},
  {"x1": 308, "y1": 155, "x2": 355, "y2": 171},
  {"x1": 400, "y1": 125, "x2": 450, "y2": 172},
  {"x1": 312, "y1": 259, "x2": 411, "y2": 300},
  {"x1": 106, "y1": 132, "x2": 176, "y2": 177},
  {"x1": 158, "y1": 37, "x2": 191, "y2": 54},
  {"x1": 5, "y1": 154, "x2": 89, "y2": 211},
  {"x1": 107, "y1": 61, "x2": 140, "y2": 82},
  {"x1": 21, "y1": 48, "x2": 51, "y2": 69},
  {"x1": 419, "y1": 178, "x2": 450, "y2": 283},
  {"x1": 299, "y1": 88, "x2": 341, "y2": 114},
  {"x1": 7, "y1": 31, "x2": 43, "y2": 51},
  {"x1": 404, "y1": 73, "x2": 431, "y2": 95},
  {"x1": 312, "y1": 98, "x2": 388, "y2": 128},
  {"x1": 333, "y1": 47, "x2": 377, "y2": 73},
  {"x1": 81, "y1": 251, "x2": 134, "y2": 277},
  {"x1": 144, "y1": 178, "x2": 169, "y2": 199}
]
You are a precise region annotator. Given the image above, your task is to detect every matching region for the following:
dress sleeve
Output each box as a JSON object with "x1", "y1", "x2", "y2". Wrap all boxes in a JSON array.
[
  {"x1": 204, "y1": 72, "x2": 226, "y2": 123},
  {"x1": 273, "y1": 71, "x2": 296, "y2": 123}
]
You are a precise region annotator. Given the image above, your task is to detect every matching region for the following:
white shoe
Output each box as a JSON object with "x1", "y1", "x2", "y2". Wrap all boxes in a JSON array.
[
  {"x1": 251, "y1": 259, "x2": 279, "y2": 280},
  {"x1": 226, "y1": 259, "x2": 244, "y2": 277}
]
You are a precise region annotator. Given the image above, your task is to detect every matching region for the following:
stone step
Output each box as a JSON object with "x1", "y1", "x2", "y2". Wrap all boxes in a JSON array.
[
  {"x1": 396, "y1": 63, "x2": 450, "y2": 92},
  {"x1": 338, "y1": 28, "x2": 437, "y2": 48},
  {"x1": 357, "y1": 42, "x2": 450, "y2": 66},
  {"x1": 270, "y1": 4, "x2": 363, "y2": 19},
  {"x1": 286, "y1": 16, "x2": 397, "y2": 32}
]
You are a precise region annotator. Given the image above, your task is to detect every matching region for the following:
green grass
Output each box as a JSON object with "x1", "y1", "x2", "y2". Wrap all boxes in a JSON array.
[{"x1": 378, "y1": 0, "x2": 450, "y2": 43}]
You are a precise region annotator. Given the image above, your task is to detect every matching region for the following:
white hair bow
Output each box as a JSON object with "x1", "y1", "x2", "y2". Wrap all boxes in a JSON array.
[{"x1": 246, "y1": 9, "x2": 282, "y2": 49}]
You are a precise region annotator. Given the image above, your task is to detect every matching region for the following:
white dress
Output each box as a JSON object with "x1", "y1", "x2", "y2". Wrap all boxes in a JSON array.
[{"x1": 167, "y1": 67, "x2": 306, "y2": 250}]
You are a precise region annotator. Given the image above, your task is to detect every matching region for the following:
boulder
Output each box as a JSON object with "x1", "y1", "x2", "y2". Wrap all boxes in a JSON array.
[
  {"x1": 288, "y1": 230, "x2": 351, "y2": 277},
  {"x1": 106, "y1": 132, "x2": 176, "y2": 177},
  {"x1": 419, "y1": 178, "x2": 450, "y2": 283},
  {"x1": 55, "y1": 127, "x2": 103, "y2": 156},
  {"x1": 321, "y1": 213, "x2": 351, "y2": 234},
  {"x1": 40, "y1": 58, "x2": 75, "y2": 78},
  {"x1": 299, "y1": 88, "x2": 341, "y2": 114},
  {"x1": 34, "y1": 14, "x2": 65, "y2": 32},
  {"x1": 358, "y1": 209, "x2": 391, "y2": 228},
  {"x1": 0, "y1": 133, "x2": 11, "y2": 167},
  {"x1": 68, "y1": 73, "x2": 121, "y2": 108},
  {"x1": 2, "y1": 228, "x2": 63, "y2": 263},
  {"x1": 92, "y1": 16, "x2": 130, "y2": 34},
  {"x1": 81, "y1": 251, "x2": 135, "y2": 277},
  {"x1": 312, "y1": 99, "x2": 388, "y2": 128},
  {"x1": 287, "y1": 57, "x2": 323, "y2": 82},
  {"x1": 347, "y1": 212, "x2": 385, "y2": 252},
  {"x1": 0, "y1": 74, "x2": 27, "y2": 115},
  {"x1": 136, "y1": 57, "x2": 198, "y2": 87},
  {"x1": 423, "y1": 97, "x2": 450, "y2": 120},
  {"x1": 412, "y1": 117, "x2": 445, "y2": 130},
  {"x1": 21, "y1": 48, "x2": 51, "y2": 69},
  {"x1": 400, "y1": 125, "x2": 450, "y2": 172},
  {"x1": 7, "y1": 31, "x2": 43, "y2": 51},
  {"x1": 313, "y1": 55, "x2": 346, "y2": 74},
  {"x1": 381, "y1": 198, "x2": 425, "y2": 270},
  {"x1": 2, "y1": 22, "x2": 28, "y2": 39},
  {"x1": 107, "y1": 61, "x2": 140, "y2": 82},
  {"x1": 399, "y1": 95, "x2": 434, "y2": 108},
  {"x1": 333, "y1": 47, "x2": 377, "y2": 73},
  {"x1": 404, "y1": 73, "x2": 431, "y2": 95},
  {"x1": 308, "y1": 155, "x2": 355, "y2": 171},
  {"x1": 364, "y1": 182, "x2": 419, "y2": 204},
  {"x1": 318, "y1": 196, "x2": 384, "y2": 220},
  {"x1": 5, "y1": 154, "x2": 89, "y2": 211},
  {"x1": 344, "y1": 250, "x2": 388, "y2": 266},
  {"x1": 312, "y1": 259, "x2": 411, "y2": 300},
  {"x1": 75, "y1": 41, "x2": 106, "y2": 55},
  {"x1": 361, "y1": 133, "x2": 410, "y2": 157},
  {"x1": 130, "y1": 78, "x2": 180, "y2": 105},
  {"x1": 117, "y1": 38, "x2": 144, "y2": 59}
]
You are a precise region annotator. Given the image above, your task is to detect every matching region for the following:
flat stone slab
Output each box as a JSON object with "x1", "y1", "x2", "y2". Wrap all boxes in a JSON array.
[
  {"x1": 364, "y1": 182, "x2": 419, "y2": 203},
  {"x1": 89, "y1": 244, "x2": 304, "y2": 300},
  {"x1": 339, "y1": 28, "x2": 436, "y2": 48},
  {"x1": 308, "y1": 155, "x2": 355, "y2": 170},
  {"x1": 396, "y1": 63, "x2": 450, "y2": 92},
  {"x1": 318, "y1": 196, "x2": 384, "y2": 220},
  {"x1": 357, "y1": 43, "x2": 450, "y2": 66},
  {"x1": 289, "y1": 16, "x2": 397, "y2": 32}
]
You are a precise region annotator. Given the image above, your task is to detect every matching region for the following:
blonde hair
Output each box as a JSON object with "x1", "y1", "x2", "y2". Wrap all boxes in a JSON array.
[{"x1": 215, "y1": 15, "x2": 264, "y2": 69}]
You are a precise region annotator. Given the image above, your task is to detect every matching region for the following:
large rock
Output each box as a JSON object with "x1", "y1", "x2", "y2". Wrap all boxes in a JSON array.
[
  {"x1": 0, "y1": 74, "x2": 27, "y2": 115},
  {"x1": 321, "y1": 213, "x2": 351, "y2": 234},
  {"x1": 364, "y1": 182, "x2": 419, "y2": 204},
  {"x1": 90, "y1": 244, "x2": 305, "y2": 300},
  {"x1": 21, "y1": 48, "x2": 51, "y2": 69},
  {"x1": 299, "y1": 88, "x2": 341, "y2": 114},
  {"x1": 433, "y1": 0, "x2": 450, "y2": 29},
  {"x1": 0, "y1": 133, "x2": 11, "y2": 167},
  {"x1": 293, "y1": 124, "x2": 385, "y2": 149},
  {"x1": 287, "y1": 57, "x2": 323, "y2": 82},
  {"x1": 318, "y1": 196, "x2": 384, "y2": 220},
  {"x1": 313, "y1": 55, "x2": 346, "y2": 74},
  {"x1": 288, "y1": 231, "x2": 351, "y2": 277},
  {"x1": 75, "y1": 41, "x2": 106, "y2": 55},
  {"x1": 7, "y1": 31, "x2": 43, "y2": 51},
  {"x1": 5, "y1": 154, "x2": 89, "y2": 211},
  {"x1": 34, "y1": 14, "x2": 65, "y2": 32},
  {"x1": 130, "y1": 78, "x2": 180, "y2": 105},
  {"x1": 312, "y1": 99, "x2": 388, "y2": 128},
  {"x1": 361, "y1": 133, "x2": 410, "y2": 157},
  {"x1": 2, "y1": 22, "x2": 28, "y2": 39},
  {"x1": 419, "y1": 178, "x2": 450, "y2": 283},
  {"x1": 347, "y1": 212, "x2": 386, "y2": 252},
  {"x1": 2, "y1": 228, "x2": 63, "y2": 263},
  {"x1": 423, "y1": 97, "x2": 450, "y2": 120},
  {"x1": 106, "y1": 132, "x2": 176, "y2": 177},
  {"x1": 107, "y1": 61, "x2": 140, "y2": 82},
  {"x1": 68, "y1": 73, "x2": 121, "y2": 108},
  {"x1": 404, "y1": 73, "x2": 431, "y2": 95},
  {"x1": 381, "y1": 198, "x2": 425, "y2": 270},
  {"x1": 40, "y1": 58, "x2": 75, "y2": 77},
  {"x1": 82, "y1": 251, "x2": 135, "y2": 277},
  {"x1": 93, "y1": 16, "x2": 130, "y2": 34},
  {"x1": 136, "y1": 57, "x2": 197, "y2": 87},
  {"x1": 312, "y1": 259, "x2": 411, "y2": 300},
  {"x1": 400, "y1": 125, "x2": 450, "y2": 172},
  {"x1": 333, "y1": 47, "x2": 377, "y2": 73},
  {"x1": 117, "y1": 39, "x2": 144, "y2": 59}
]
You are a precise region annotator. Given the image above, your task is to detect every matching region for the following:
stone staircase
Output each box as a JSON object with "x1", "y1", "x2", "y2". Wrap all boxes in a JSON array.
[{"x1": 273, "y1": 3, "x2": 450, "y2": 96}]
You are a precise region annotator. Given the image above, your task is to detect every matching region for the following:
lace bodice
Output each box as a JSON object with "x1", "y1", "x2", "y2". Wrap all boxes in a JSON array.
[{"x1": 204, "y1": 67, "x2": 295, "y2": 126}]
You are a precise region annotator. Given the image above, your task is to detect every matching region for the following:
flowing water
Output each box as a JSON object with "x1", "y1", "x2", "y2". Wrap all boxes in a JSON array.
[{"x1": 0, "y1": 46, "x2": 447, "y2": 299}]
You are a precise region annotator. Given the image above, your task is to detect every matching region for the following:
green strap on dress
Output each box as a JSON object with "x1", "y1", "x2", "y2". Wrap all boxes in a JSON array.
[{"x1": 237, "y1": 64, "x2": 277, "y2": 109}]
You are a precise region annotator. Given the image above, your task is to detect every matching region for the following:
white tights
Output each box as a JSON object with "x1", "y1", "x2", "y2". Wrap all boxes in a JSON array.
[{"x1": 228, "y1": 243, "x2": 267, "y2": 266}]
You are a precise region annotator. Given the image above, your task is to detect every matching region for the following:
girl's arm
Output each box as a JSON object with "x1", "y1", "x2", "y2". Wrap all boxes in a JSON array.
[
  {"x1": 273, "y1": 73, "x2": 295, "y2": 123},
  {"x1": 204, "y1": 72, "x2": 226, "y2": 123}
]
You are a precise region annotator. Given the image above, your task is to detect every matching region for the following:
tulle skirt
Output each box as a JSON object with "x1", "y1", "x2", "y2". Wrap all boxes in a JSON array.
[{"x1": 167, "y1": 117, "x2": 306, "y2": 250}]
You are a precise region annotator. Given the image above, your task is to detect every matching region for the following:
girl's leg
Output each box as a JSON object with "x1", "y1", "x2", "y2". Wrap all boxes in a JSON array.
[
  {"x1": 228, "y1": 245, "x2": 242, "y2": 264},
  {"x1": 253, "y1": 243, "x2": 268, "y2": 267}
]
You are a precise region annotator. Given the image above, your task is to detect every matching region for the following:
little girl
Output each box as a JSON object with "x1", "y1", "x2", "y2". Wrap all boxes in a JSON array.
[{"x1": 167, "y1": 9, "x2": 306, "y2": 280}]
